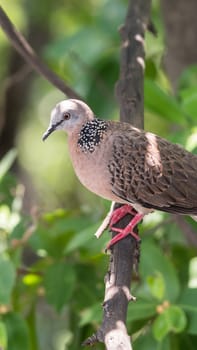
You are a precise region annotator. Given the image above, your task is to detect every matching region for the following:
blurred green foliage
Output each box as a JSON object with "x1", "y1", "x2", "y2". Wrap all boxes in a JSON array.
[{"x1": 0, "y1": 0, "x2": 197, "y2": 349}]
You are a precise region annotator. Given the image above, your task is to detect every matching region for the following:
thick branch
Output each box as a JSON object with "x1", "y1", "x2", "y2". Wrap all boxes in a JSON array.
[
  {"x1": 106, "y1": 1, "x2": 151, "y2": 347},
  {"x1": 0, "y1": 6, "x2": 81, "y2": 99},
  {"x1": 116, "y1": 0, "x2": 151, "y2": 128},
  {"x1": 83, "y1": 1, "x2": 152, "y2": 349},
  {"x1": 102, "y1": 1, "x2": 151, "y2": 347}
]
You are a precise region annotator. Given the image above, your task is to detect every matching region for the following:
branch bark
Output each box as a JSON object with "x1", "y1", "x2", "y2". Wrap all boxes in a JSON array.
[
  {"x1": 83, "y1": 1, "x2": 152, "y2": 349},
  {"x1": 116, "y1": 0, "x2": 151, "y2": 129},
  {"x1": 0, "y1": 6, "x2": 81, "y2": 99}
]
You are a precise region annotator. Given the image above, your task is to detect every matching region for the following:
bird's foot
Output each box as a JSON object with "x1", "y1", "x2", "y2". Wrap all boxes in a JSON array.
[
  {"x1": 109, "y1": 204, "x2": 137, "y2": 227},
  {"x1": 106, "y1": 212, "x2": 143, "y2": 250}
]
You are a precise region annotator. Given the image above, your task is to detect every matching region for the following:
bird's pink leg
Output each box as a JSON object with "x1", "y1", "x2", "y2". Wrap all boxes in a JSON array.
[
  {"x1": 107, "y1": 207, "x2": 144, "y2": 250},
  {"x1": 109, "y1": 204, "x2": 137, "y2": 226}
]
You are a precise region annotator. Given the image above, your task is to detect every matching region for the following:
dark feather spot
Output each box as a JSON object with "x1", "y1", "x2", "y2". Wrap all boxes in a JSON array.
[{"x1": 78, "y1": 119, "x2": 109, "y2": 153}]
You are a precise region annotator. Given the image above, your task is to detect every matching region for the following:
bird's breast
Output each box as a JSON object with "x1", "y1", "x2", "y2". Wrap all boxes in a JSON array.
[{"x1": 68, "y1": 136, "x2": 119, "y2": 202}]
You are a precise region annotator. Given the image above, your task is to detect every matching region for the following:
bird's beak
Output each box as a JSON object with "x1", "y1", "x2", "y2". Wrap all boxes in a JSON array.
[{"x1": 42, "y1": 124, "x2": 56, "y2": 141}]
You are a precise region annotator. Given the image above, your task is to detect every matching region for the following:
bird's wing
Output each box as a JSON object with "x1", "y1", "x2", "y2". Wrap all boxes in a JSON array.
[{"x1": 107, "y1": 123, "x2": 197, "y2": 215}]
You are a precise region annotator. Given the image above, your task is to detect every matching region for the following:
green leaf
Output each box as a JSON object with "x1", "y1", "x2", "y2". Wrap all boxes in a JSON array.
[
  {"x1": 44, "y1": 262, "x2": 76, "y2": 312},
  {"x1": 0, "y1": 150, "x2": 17, "y2": 182},
  {"x1": 188, "y1": 257, "x2": 197, "y2": 288},
  {"x1": 147, "y1": 272, "x2": 165, "y2": 300},
  {"x1": 179, "y1": 288, "x2": 197, "y2": 334},
  {"x1": 153, "y1": 306, "x2": 187, "y2": 341},
  {"x1": 134, "y1": 331, "x2": 171, "y2": 350},
  {"x1": 156, "y1": 335, "x2": 171, "y2": 350},
  {"x1": 45, "y1": 27, "x2": 111, "y2": 67},
  {"x1": 0, "y1": 321, "x2": 7, "y2": 350},
  {"x1": 180, "y1": 86, "x2": 197, "y2": 122},
  {"x1": 79, "y1": 303, "x2": 102, "y2": 326},
  {"x1": 144, "y1": 79, "x2": 186, "y2": 125},
  {"x1": 10, "y1": 218, "x2": 28, "y2": 240},
  {"x1": 178, "y1": 65, "x2": 197, "y2": 91},
  {"x1": 4, "y1": 313, "x2": 30, "y2": 350},
  {"x1": 0, "y1": 256, "x2": 16, "y2": 304},
  {"x1": 140, "y1": 241, "x2": 180, "y2": 302},
  {"x1": 42, "y1": 209, "x2": 88, "y2": 231},
  {"x1": 31, "y1": 211, "x2": 97, "y2": 258},
  {"x1": 64, "y1": 223, "x2": 100, "y2": 254},
  {"x1": 127, "y1": 300, "x2": 156, "y2": 322}
]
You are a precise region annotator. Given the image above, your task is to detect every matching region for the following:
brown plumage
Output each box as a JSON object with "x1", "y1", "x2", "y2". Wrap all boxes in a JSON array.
[
  {"x1": 43, "y1": 99, "x2": 197, "y2": 245},
  {"x1": 106, "y1": 122, "x2": 197, "y2": 216}
]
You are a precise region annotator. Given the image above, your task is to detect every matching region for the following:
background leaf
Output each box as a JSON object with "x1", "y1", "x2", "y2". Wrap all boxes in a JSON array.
[
  {"x1": 147, "y1": 272, "x2": 165, "y2": 300},
  {"x1": 140, "y1": 241, "x2": 180, "y2": 302},
  {"x1": 4, "y1": 313, "x2": 30, "y2": 350},
  {"x1": 0, "y1": 256, "x2": 16, "y2": 304},
  {"x1": 153, "y1": 306, "x2": 187, "y2": 341},
  {"x1": 127, "y1": 301, "x2": 156, "y2": 322},
  {"x1": 44, "y1": 262, "x2": 76, "y2": 312},
  {"x1": 144, "y1": 79, "x2": 186, "y2": 125},
  {"x1": 179, "y1": 288, "x2": 197, "y2": 335},
  {"x1": 0, "y1": 321, "x2": 7, "y2": 350},
  {"x1": 0, "y1": 150, "x2": 17, "y2": 182}
]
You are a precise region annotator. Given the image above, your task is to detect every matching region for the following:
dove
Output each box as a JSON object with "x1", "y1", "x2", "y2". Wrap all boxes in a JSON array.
[{"x1": 43, "y1": 99, "x2": 197, "y2": 248}]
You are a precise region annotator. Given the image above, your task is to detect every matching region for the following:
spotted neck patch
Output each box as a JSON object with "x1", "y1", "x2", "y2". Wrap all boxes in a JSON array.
[{"x1": 78, "y1": 118, "x2": 109, "y2": 153}]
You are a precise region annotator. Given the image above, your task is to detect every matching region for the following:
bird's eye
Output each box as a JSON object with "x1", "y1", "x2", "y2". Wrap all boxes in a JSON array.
[{"x1": 63, "y1": 112, "x2": 71, "y2": 120}]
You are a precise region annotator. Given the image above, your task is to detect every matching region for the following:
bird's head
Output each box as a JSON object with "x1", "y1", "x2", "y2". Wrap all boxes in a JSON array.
[{"x1": 42, "y1": 99, "x2": 94, "y2": 141}]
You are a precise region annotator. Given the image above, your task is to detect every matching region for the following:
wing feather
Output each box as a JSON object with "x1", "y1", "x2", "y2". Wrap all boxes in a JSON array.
[{"x1": 107, "y1": 122, "x2": 197, "y2": 215}]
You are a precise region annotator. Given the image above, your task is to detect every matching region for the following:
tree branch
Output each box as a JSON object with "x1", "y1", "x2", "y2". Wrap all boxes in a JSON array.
[
  {"x1": 116, "y1": 0, "x2": 151, "y2": 128},
  {"x1": 83, "y1": 1, "x2": 152, "y2": 349},
  {"x1": 0, "y1": 6, "x2": 81, "y2": 99}
]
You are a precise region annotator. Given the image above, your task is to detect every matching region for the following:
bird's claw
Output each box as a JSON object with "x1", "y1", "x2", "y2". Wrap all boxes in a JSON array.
[
  {"x1": 109, "y1": 204, "x2": 137, "y2": 227},
  {"x1": 106, "y1": 211, "x2": 144, "y2": 250}
]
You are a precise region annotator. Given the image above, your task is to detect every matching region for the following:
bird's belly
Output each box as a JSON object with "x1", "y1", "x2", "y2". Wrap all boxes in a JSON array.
[{"x1": 74, "y1": 157, "x2": 117, "y2": 201}]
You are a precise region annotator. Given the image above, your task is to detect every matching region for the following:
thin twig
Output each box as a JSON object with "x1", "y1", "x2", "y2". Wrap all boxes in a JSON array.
[
  {"x1": 0, "y1": 6, "x2": 81, "y2": 99},
  {"x1": 3, "y1": 64, "x2": 32, "y2": 91}
]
